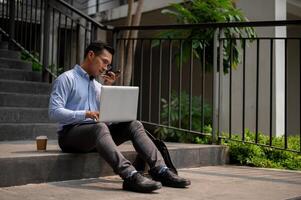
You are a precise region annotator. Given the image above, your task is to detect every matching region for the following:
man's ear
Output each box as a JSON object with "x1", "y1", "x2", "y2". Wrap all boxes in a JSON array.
[{"x1": 87, "y1": 51, "x2": 94, "y2": 61}]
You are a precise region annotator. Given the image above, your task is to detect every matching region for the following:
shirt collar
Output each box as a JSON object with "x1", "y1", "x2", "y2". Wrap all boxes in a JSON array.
[{"x1": 74, "y1": 64, "x2": 91, "y2": 80}]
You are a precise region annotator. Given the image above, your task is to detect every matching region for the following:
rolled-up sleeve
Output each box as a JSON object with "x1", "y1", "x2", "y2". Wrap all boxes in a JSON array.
[{"x1": 48, "y1": 75, "x2": 86, "y2": 124}]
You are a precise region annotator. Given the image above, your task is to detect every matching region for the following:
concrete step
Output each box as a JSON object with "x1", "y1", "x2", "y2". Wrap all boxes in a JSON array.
[
  {"x1": 0, "y1": 123, "x2": 58, "y2": 141},
  {"x1": 0, "y1": 57, "x2": 31, "y2": 70},
  {"x1": 0, "y1": 107, "x2": 51, "y2": 123},
  {"x1": 0, "y1": 92, "x2": 49, "y2": 107},
  {"x1": 0, "y1": 79, "x2": 51, "y2": 94},
  {"x1": 0, "y1": 68, "x2": 41, "y2": 81},
  {"x1": 0, "y1": 140, "x2": 229, "y2": 187},
  {"x1": 0, "y1": 49, "x2": 21, "y2": 59}
]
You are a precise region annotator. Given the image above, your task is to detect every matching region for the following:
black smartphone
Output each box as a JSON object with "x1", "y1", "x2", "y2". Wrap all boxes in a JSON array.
[{"x1": 105, "y1": 69, "x2": 121, "y2": 76}]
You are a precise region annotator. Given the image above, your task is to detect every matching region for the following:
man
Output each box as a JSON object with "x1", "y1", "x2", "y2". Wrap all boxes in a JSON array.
[{"x1": 49, "y1": 41, "x2": 191, "y2": 193}]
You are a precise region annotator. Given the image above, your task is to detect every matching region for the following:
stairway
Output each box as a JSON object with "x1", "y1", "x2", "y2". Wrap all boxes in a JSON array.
[
  {"x1": 0, "y1": 36, "x2": 57, "y2": 141},
  {"x1": 0, "y1": 35, "x2": 229, "y2": 188}
]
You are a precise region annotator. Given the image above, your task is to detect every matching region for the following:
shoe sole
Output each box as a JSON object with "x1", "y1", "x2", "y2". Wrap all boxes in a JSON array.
[
  {"x1": 162, "y1": 181, "x2": 191, "y2": 188},
  {"x1": 123, "y1": 183, "x2": 162, "y2": 193}
]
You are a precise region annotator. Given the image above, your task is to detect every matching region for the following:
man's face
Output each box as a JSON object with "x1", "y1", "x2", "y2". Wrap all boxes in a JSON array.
[{"x1": 87, "y1": 49, "x2": 112, "y2": 77}]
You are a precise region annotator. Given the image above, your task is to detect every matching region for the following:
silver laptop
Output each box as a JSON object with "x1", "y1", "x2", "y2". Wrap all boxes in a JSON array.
[{"x1": 99, "y1": 86, "x2": 139, "y2": 122}]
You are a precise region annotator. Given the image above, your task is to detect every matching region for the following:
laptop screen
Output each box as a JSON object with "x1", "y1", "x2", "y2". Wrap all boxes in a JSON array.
[{"x1": 99, "y1": 86, "x2": 139, "y2": 122}]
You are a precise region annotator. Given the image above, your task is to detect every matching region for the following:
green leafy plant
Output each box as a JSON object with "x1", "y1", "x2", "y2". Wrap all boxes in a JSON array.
[
  {"x1": 48, "y1": 63, "x2": 64, "y2": 76},
  {"x1": 157, "y1": 0, "x2": 256, "y2": 72},
  {"x1": 222, "y1": 131, "x2": 301, "y2": 170},
  {"x1": 21, "y1": 51, "x2": 42, "y2": 72},
  {"x1": 155, "y1": 90, "x2": 212, "y2": 143}
]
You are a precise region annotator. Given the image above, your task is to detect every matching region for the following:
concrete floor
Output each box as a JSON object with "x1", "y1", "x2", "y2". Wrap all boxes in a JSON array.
[{"x1": 1, "y1": 166, "x2": 301, "y2": 200}]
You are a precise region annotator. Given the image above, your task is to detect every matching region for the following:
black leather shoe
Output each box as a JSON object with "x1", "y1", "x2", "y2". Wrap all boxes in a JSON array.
[
  {"x1": 149, "y1": 168, "x2": 191, "y2": 188},
  {"x1": 123, "y1": 172, "x2": 162, "y2": 193}
]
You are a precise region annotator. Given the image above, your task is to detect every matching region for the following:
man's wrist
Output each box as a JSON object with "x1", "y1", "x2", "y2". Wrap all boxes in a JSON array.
[
  {"x1": 74, "y1": 110, "x2": 86, "y2": 120},
  {"x1": 85, "y1": 111, "x2": 90, "y2": 118}
]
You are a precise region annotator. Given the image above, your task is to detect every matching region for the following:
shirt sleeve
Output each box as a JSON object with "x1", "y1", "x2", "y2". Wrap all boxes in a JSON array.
[{"x1": 48, "y1": 74, "x2": 86, "y2": 124}]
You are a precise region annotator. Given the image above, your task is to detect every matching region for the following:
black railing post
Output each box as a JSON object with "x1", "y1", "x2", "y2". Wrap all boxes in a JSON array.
[
  {"x1": 42, "y1": 0, "x2": 51, "y2": 82},
  {"x1": 8, "y1": 0, "x2": 15, "y2": 49},
  {"x1": 212, "y1": 28, "x2": 219, "y2": 144},
  {"x1": 112, "y1": 29, "x2": 119, "y2": 69}
]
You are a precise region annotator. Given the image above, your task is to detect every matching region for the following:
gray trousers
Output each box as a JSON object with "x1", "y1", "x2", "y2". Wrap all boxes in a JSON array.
[{"x1": 58, "y1": 120, "x2": 166, "y2": 179}]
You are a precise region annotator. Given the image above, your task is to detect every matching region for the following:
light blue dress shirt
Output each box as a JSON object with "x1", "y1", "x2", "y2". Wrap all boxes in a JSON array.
[{"x1": 49, "y1": 64, "x2": 102, "y2": 131}]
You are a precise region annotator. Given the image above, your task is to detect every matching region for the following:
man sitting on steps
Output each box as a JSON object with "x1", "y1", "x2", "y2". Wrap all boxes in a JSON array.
[{"x1": 48, "y1": 41, "x2": 191, "y2": 193}]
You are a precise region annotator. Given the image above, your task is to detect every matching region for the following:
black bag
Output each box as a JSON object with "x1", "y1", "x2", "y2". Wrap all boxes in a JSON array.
[{"x1": 133, "y1": 130, "x2": 178, "y2": 175}]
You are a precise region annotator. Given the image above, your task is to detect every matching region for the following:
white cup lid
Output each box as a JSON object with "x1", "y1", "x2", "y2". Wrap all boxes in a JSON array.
[{"x1": 36, "y1": 136, "x2": 48, "y2": 140}]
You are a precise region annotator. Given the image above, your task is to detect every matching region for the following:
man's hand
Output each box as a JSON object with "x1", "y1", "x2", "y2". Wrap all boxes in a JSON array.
[
  {"x1": 85, "y1": 111, "x2": 99, "y2": 121},
  {"x1": 102, "y1": 71, "x2": 120, "y2": 85}
]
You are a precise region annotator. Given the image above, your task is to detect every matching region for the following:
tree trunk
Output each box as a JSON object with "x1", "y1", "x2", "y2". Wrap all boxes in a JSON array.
[
  {"x1": 123, "y1": 0, "x2": 144, "y2": 86},
  {"x1": 116, "y1": 0, "x2": 143, "y2": 86},
  {"x1": 116, "y1": 0, "x2": 133, "y2": 85}
]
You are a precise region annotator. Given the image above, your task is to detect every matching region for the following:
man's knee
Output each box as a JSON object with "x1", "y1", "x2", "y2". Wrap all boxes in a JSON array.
[
  {"x1": 93, "y1": 122, "x2": 110, "y2": 138},
  {"x1": 128, "y1": 120, "x2": 146, "y2": 138},
  {"x1": 129, "y1": 120, "x2": 144, "y2": 130}
]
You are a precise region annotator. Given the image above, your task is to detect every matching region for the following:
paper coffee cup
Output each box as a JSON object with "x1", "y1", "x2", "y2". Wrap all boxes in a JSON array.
[{"x1": 36, "y1": 136, "x2": 48, "y2": 151}]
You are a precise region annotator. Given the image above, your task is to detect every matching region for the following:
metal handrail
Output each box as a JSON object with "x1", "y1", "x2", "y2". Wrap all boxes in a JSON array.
[
  {"x1": 114, "y1": 19, "x2": 301, "y2": 31},
  {"x1": 53, "y1": 0, "x2": 114, "y2": 31}
]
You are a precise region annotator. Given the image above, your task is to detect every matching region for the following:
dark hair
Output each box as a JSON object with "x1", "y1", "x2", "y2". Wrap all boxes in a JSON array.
[{"x1": 84, "y1": 41, "x2": 115, "y2": 58}]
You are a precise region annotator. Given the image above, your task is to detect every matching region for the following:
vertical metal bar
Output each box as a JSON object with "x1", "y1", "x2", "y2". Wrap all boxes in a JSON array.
[
  {"x1": 96, "y1": 0, "x2": 99, "y2": 12},
  {"x1": 6, "y1": 0, "x2": 9, "y2": 31},
  {"x1": 269, "y1": 39, "x2": 273, "y2": 146},
  {"x1": 284, "y1": 38, "x2": 288, "y2": 149},
  {"x1": 51, "y1": 8, "x2": 55, "y2": 68},
  {"x1": 201, "y1": 43, "x2": 205, "y2": 132},
  {"x1": 42, "y1": 0, "x2": 51, "y2": 82},
  {"x1": 29, "y1": 0, "x2": 33, "y2": 51},
  {"x1": 5, "y1": 0, "x2": 9, "y2": 31},
  {"x1": 168, "y1": 39, "x2": 172, "y2": 126},
  {"x1": 16, "y1": 0, "x2": 19, "y2": 42},
  {"x1": 189, "y1": 40, "x2": 193, "y2": 130},
  {"x1": 213, "y1": 29, "x2": 220, "y2": 144},
  {"x1": 178, "y1": 40, "x2": 183, "y2": 128},
  {"x1": 84, "y1": 27, "x2": 87, "y2": 48},
  {"x1": 122, "y1": 39, "x2": 126, "y2": 84},
  {"x1": 70, "y1": 20, "x2": 74, "y2": 67},
  {"x1": 148, "y1": 39, "x2": 152, "y2": 122},
  {"x1": 20, "y1": 0, "x2": 24, "y2": 46},
  {"x1": 39, "y1": 0, "x2": 44, "y2": 60},
  {"x1": 229, "y1": 39, "x2": 233, "y2": 138},
  {"x1": 34, "y1": 0, "x2": 38, "y2": 53},
  {"x1": 1, "y1": 0, "x2": 4, "y2": 26},
  {"x1": 64, "y1": 15, "x2": 67, "y2": 69},
  {"x1": 57, "y1": 11, "x2": 61, "y2": 73},
  {"x1": 24, "y1": 0, "x2": 28, "y2": 48},
  {"x1": 90, "y1": 23, "x2": 93, "y2": 43},
  {"x1": 75, "y1": 22, "x2": 80, "y2": 64},
  {"x1": 131, "y1": 39, "x2": 135, "y2": 86},
  {"x1": 242, "y1": 39, "x2": 246, "y2": 142},
  {"x1": 18, "y1": 0, "x2": 21, "y2": 42},
  {"x1": 91, "y1": 24, "x2": 94, "y2": 43},
  {"x1": 255, "y1": 39, "x2": 260, "y2": 143},
  {"x1": 115, "y1": 38, "x2": 120, "y2": 73},
  {"x1": 112, "y1": 29, "x2": 119, "y2": 66},
  {"x1": 8, "y1": 0, "x2": 15, "y2": 49},
  {"x1": 139, "y1": 40, "x2": 144, "y2": 120},
  {"x1": 299, "y1": 39, "x2": 301, "y2": 153},
  {"x1": 158, "y1": 39, "x2": 162, "y2": 124}
]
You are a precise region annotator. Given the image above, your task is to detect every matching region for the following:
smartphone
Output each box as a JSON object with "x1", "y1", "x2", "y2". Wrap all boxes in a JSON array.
[{"x1": 105, "y1": 69, "x2": 121, "y2": 76}]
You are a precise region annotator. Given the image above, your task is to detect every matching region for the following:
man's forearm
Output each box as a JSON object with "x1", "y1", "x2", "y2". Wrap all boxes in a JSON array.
[{"x1": 49, "y1": 107, "x2": 86, "y2": 124}]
